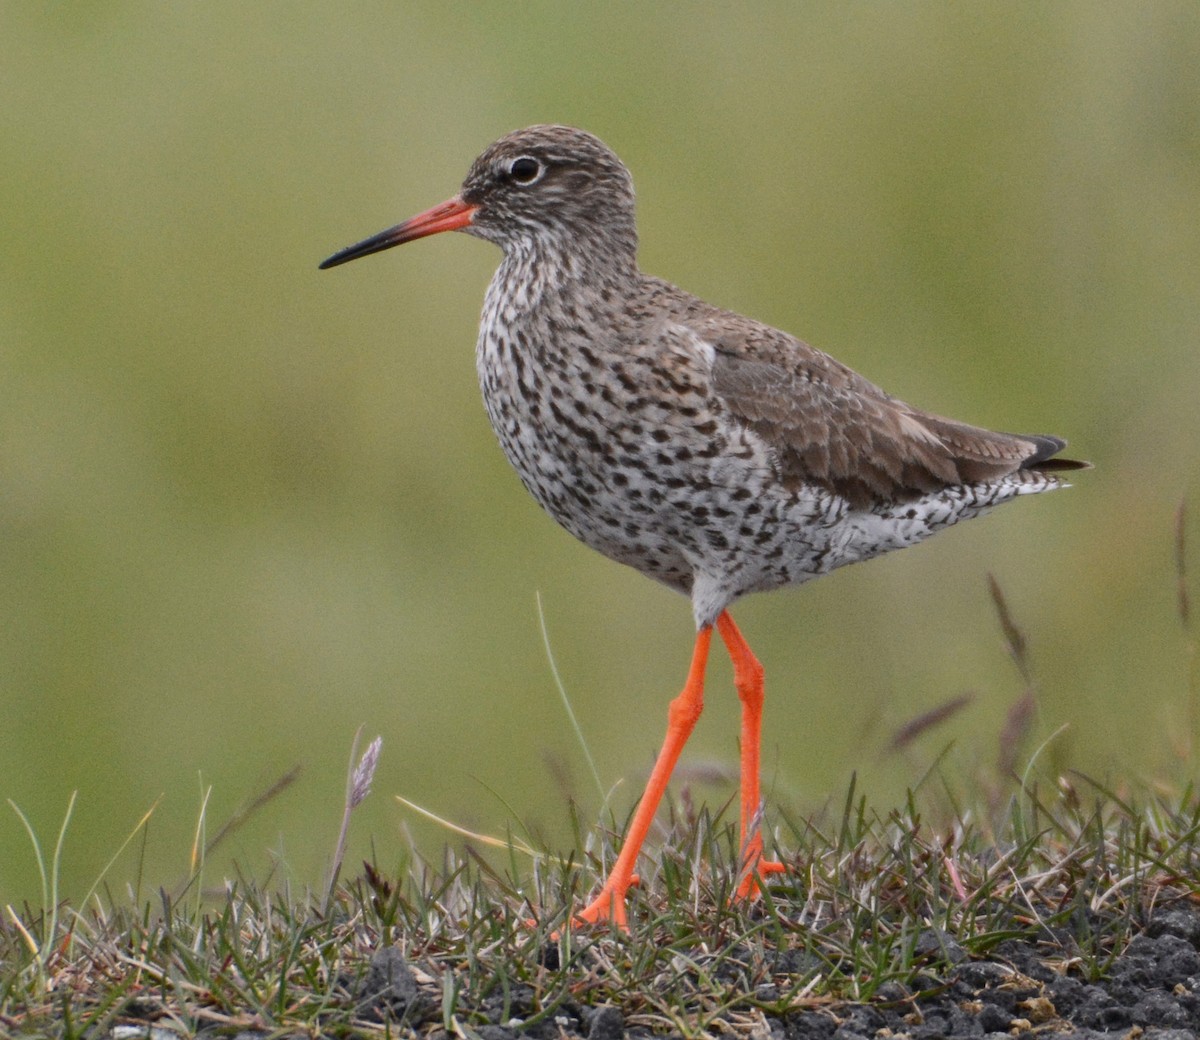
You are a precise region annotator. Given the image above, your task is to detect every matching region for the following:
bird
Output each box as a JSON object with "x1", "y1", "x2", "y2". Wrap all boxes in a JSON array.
[{"x1": 320, "y1": 125, "x2": 1084, "y2": 931}]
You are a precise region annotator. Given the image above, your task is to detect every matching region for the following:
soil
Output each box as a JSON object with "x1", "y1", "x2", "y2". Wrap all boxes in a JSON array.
[
  {"x1": 152, "y1": 905, "x2": 1200, "y2": 1040},
  {"x1": 322, "y1": 905, "x2": 1200, "y2": 1039}
]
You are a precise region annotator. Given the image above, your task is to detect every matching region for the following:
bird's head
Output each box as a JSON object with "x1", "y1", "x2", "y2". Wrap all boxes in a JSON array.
[{"x1": 320, "y1": 125, "x2": 637, "y2": 271}]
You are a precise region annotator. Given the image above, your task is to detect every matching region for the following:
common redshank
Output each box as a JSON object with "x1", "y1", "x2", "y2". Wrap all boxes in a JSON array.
[{"x1": 320, "y1": 125, "x2": 1083, "y2": 930}]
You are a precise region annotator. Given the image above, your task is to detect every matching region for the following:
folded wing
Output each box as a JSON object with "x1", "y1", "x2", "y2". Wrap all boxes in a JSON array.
[{"x1": 699, "y1": 315, "x2": 1085, "y2": 510}]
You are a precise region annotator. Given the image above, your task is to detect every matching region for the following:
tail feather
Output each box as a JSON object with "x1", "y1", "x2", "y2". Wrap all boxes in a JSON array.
[{"x1": 1018, "y1": 434, "x2": 1090, "y2": 472}]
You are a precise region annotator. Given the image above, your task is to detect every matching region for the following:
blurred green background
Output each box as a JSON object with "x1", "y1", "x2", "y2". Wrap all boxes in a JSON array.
[{"x1": 1, "y1": 3, "x2": 1198, "y2": 906}]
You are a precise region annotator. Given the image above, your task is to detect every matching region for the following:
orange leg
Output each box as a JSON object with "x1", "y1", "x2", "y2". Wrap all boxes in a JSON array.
[
  {"x1": 716, "y1": 611, "x2": 786, "y2": 900},
  {"x1": 573, "y1": 626, "x2": 713, "y2": 931}
]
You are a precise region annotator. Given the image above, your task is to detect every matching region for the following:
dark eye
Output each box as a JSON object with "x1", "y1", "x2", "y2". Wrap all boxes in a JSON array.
[{"x1": 508, "y1": 156, "x2": 542, "y2": 184}]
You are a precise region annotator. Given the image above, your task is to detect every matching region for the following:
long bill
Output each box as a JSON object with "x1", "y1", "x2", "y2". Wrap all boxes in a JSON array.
[{"x1": 318, "y1": 195, "x2": 478, "y2": 270}]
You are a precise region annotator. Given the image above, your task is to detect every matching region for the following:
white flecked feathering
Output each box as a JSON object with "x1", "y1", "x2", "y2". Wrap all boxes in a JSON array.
[
  {"x1": 464, "y1": 127, "x2": 1079, "y2": 627},
  {"x1": 320, "y1": 124, "x2": 1084, "y2": 930}
]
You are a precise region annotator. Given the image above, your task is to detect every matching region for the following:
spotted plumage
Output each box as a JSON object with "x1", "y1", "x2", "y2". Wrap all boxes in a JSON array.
[
  {"x1": 321, "y1": 124, "x2": 1084, "y2": 929},
  {"x1": 452, "y1": 126, "x2": 1081, "y2": 627}
]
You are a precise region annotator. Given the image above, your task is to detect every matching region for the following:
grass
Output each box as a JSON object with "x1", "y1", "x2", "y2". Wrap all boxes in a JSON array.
[
  {"x1": 2, "y1": 513, "x2": 1199, "y2": 1038},
  {"x1": 2, "y1": 776, "x2": 1199, "y2": 1038}
]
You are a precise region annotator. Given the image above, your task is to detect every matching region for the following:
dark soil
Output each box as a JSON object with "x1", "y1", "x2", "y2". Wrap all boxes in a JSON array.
[{"x1": 321, "y1": 904, "x2": 1200, "y2": 1039}]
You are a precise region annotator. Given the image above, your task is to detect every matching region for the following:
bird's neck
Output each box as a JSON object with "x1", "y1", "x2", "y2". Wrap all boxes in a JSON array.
[
  {"x1": 493, "y1": 228, "x2": 638, "y2": 310},
  {"x1": 480, "y1": 239, "x2": 641, "y2": 373}
]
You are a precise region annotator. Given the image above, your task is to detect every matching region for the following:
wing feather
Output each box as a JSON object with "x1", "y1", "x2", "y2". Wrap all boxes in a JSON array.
[{"x1": 696, "y1": 314, "x2": 1070, "y2": 509}]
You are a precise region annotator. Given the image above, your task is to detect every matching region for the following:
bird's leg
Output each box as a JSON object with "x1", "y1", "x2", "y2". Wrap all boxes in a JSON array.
[
  {"x1": 716, "y1": 611, "x2": 786, "y2": 900},
  {"x1": 572, "y1": 625, "x2": 713, "y2": 931}
]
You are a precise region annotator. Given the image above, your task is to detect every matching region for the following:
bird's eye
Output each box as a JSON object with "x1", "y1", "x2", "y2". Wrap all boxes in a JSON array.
[{"x1": 508, "y1": 156, "x2": 543, "y2": 185}]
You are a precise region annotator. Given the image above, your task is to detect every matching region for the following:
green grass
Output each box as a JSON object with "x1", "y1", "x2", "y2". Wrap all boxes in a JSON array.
[
  {"x1": 3, "y1": 545, "x2": 1200, "y2": 1038},
  {"x1": 3, "y1": 757, "x2": 1199, "y2": 1037}
]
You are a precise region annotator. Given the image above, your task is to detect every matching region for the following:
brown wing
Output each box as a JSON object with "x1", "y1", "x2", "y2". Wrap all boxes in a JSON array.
[{"x1": 699, "y1": 314, "x2": 1077, "y2": 509}]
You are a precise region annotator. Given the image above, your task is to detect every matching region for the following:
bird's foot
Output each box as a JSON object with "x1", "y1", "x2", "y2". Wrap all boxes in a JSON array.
[
  {"x1": 734, "y1": 857, "x2": 787, "y2": 901},
  {"x1": 535, "y1": 873, "x2": 639, "y2": 937},
  {"x1": 571, "y1": 883, "x2": 632, "y2": 933}
]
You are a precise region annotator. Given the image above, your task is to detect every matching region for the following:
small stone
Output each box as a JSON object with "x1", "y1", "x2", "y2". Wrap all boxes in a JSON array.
[
  {"x1": 957, "y1": 961, "x2": 1013, "y2": 989},
  {"x1": 1132, "y1": 990, "x2": 1192, "y2": 1029},
  {"x1": 914, "y1": 927, "x2": 967, "y2": 965},
  {"x1": 976, "y1": 1004, "x2": 1011, "y2": 1032},
  {"x1": 1147, "y1": 909, "x2": 1200, "y2": 945},
  {"x1": 355, "y1": 945, "x2": 423, "y2": 1021},
  {"x1": 587, "y1": 1005, "x2": 625, "y2": 1040},
  {"x1": 873, "y1": 981, "x2": 910, "y2": 1003}
]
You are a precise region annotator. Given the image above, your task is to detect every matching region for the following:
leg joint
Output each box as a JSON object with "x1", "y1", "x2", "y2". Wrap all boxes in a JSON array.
[
  {"x1": 667, "y1": 692, "x2": 703, "y2": 731},
  {"x1": 733, "y1": 656, "x2": 765, "y2": 696}
]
